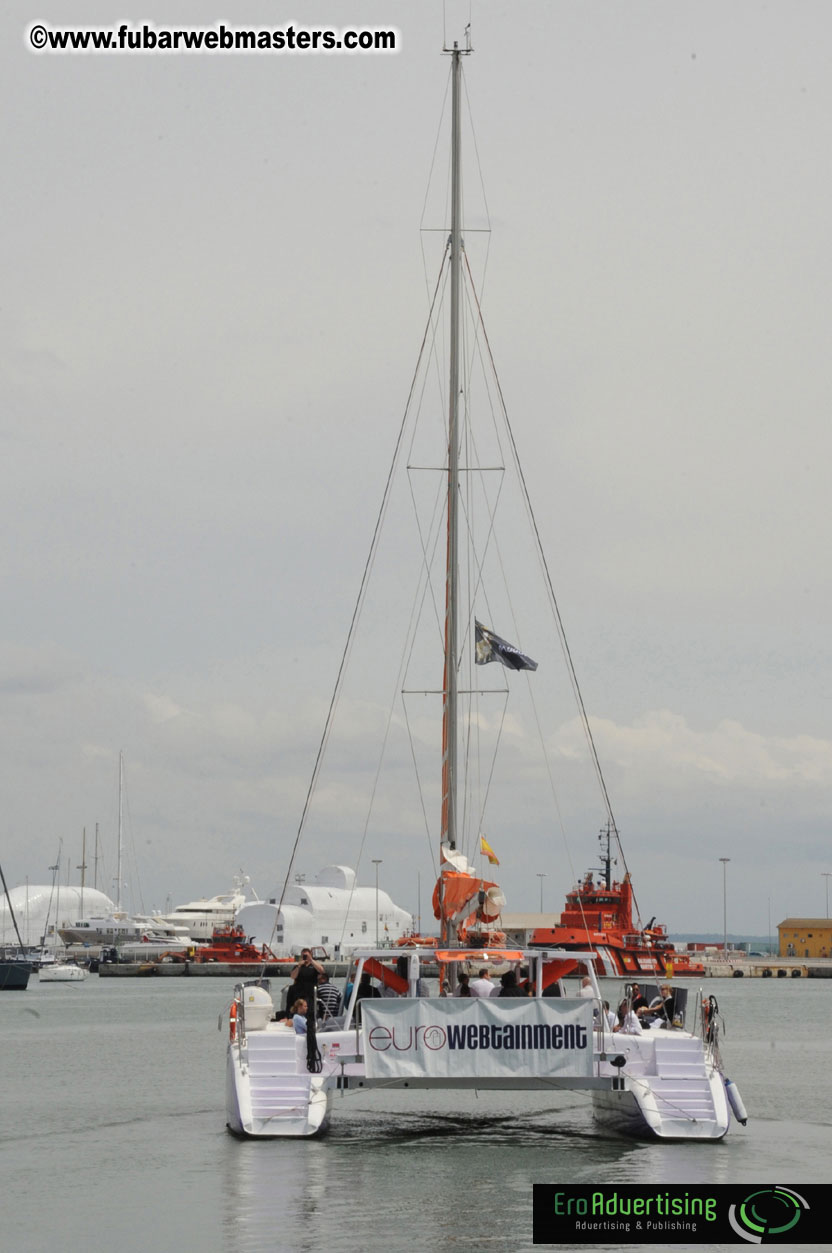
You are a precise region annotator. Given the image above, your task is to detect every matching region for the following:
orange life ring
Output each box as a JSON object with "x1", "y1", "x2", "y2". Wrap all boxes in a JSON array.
[{"x1": 229, "y1": 1001, "x2": 238, "y2": 1041}]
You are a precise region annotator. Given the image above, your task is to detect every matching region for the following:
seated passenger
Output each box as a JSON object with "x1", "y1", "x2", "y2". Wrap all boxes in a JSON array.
[
  {"x1": 629, "y1": 983, "x2": 649, "y2": 1018},
  {"x1": 316, "y1": 971, "x2": 341, "y2": 1020},
  {"x1": 470, "y1": 969, "x2": 495, "y2": 998},
  {"x1": 497, "y1": 970, "x2": 527, "y2": 998},
  {"x1": 278, "y1": 998, "x2": 309, "y2": 1034},
  {"x1": 613, "y1": 999, "x2": 643, "y2": 1035},
  {"x1": 454, "y1": 972, "x2": 473, "y2": 998},
  {"x1": 656, "y1": 984, "x2": 677, "y2": 1025}
]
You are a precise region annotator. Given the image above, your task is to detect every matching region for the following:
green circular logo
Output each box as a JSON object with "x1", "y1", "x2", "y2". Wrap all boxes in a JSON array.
[{"x1": 728, "y1": 1187, "x2": 809, "y2": 1243}]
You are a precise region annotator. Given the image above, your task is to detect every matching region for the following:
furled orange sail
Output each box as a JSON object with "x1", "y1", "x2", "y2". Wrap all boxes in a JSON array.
[{"x1": 432, "y1": 844, "x2": 506, "y2": 946}]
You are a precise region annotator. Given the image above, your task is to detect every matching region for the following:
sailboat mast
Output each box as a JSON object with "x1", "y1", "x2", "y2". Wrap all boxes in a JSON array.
[
  {"x1": 117, "y1": 751, "x2": 124, "y2": 912},
  {"x1": 442, "y1": 44, "x2": 463, "y2": 855},
  {"x1": 0, "y1": 864, "x2": 27, "y2": 951},
  {"x1": 78, "y1": 827, "x2": 87, "y2": 917},
  {"x1": 440, "y1": 44, "x2": 464, "y2": 948}
]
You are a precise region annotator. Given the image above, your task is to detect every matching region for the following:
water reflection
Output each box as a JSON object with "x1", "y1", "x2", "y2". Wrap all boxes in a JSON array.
[{"x1": 220, "y1": 1088, "x2": 655, "y2": 1252}]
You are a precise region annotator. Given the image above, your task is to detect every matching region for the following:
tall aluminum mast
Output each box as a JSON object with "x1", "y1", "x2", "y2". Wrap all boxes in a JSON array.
[{"x1": 440, "y1": 42, "x2": 467, "y2": 947}]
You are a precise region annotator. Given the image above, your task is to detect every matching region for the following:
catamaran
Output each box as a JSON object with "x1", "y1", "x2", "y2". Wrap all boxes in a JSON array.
[{"x1": 224, "y1": 37, "x2": 747, "y2": 1142}]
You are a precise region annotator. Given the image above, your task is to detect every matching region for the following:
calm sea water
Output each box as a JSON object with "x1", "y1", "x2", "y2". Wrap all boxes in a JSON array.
[{"x1": 0, "y1": 973, "x2": 828, "y2": 1252}]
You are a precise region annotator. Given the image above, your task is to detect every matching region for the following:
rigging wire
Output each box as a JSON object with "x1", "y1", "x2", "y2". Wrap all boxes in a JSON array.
[
  {"x1": 275, "y1": 254, "x2": 452, "y2": 926},
  {"x1": 462, "y1": 250, "x2": 643, "y2": 926}
]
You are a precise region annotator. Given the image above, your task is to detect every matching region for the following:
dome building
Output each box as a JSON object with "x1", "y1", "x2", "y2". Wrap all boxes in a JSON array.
[
  {"x1": 235, "y1": 864, "x2": 413, "y2": 957},
  {"x1": 1, "y1": 884, "x2": 117, "y2": 950}
]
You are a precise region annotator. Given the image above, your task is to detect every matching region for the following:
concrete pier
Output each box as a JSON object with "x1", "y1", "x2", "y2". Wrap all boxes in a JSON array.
[
  {"x1": 97, "y1": 959, "x2": 350, "y2": 978},
  {"x1": 701, "y1": 956, "x2": 832, "y2": 979}
]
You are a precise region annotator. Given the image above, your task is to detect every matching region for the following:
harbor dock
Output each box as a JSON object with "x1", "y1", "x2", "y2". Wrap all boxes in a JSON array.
[
  {"x1": 92, "y1": 955, "x2": 832, "y2": 979},
  {"x1": 97, "y1": 959, "x2": 351, "y2": 978}
]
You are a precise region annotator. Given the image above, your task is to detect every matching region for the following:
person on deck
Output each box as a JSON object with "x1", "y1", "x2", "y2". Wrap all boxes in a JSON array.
[
  {"x1": 287, "y1": 948, "x2": 325, "y2": 1011},
  {"x1": 470, "y1": 968, "x2": 495, "y2": 998},
  {"x1": 497, "y1": 970, "x2": 527, "y2": 998},
  {"x1": 647, "y1": 984, "x2": 676, "y2": 1026},
  {"x1": 278, "y1": 998, "x2": 309, "y2": 1034},
  {"x1": 454, "y1": 972, "x2": 472, "y2": 997},
  {"x1": 316, "y1": 971, "x2": 341, "y2": 1020},
  {"x1": 629, "y1": 983, "x2": 649, "y2": 1018},
  {"x1": 614, "y1": 999, "x2": 643, "y2": 1035}
]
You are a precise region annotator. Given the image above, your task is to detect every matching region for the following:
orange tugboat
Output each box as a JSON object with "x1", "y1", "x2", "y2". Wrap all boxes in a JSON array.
[{"x1": 532, "y1": 825, "x2": 704, "y2": 978}]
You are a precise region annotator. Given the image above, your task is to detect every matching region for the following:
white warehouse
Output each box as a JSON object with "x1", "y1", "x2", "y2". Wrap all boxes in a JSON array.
[
  {"x1": 1, "y1": 884, "x2": 117, "y2": 950},
  {"x1": 235, "y1": 864, "x2": 413, "y2": 957}
]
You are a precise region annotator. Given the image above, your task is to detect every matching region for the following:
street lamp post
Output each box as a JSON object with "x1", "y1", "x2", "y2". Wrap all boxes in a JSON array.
[
  {"x1": 719, "y1": 858, "x2": 730, "y2": 953},
  {"x1": 537, "y1": 873, "x2": 547, "y2": 912},
  {"x1": 822, "y1": 872, "x2": 831, "y2": 919},
  {"x1": 372, "y1": 859, "x2": 382, "y2": 947}
]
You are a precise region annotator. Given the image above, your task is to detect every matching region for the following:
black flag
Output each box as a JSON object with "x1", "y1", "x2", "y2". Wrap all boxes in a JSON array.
[{"x1": 475, "y1": 620, "x2": 538, "y2": 672}]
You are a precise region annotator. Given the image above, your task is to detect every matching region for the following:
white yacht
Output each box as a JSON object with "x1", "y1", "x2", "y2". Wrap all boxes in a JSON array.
[
  {"x1": 155, "y1": 874, "x2": 257, "y2": 943},
  {"x1": 59, "y1": 912, "x2": 190, "y2": 948}
]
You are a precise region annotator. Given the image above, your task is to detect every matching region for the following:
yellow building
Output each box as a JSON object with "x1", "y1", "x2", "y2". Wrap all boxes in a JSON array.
[{"x1": 777, "y1": 918, "x2": 832, "y2": 959}]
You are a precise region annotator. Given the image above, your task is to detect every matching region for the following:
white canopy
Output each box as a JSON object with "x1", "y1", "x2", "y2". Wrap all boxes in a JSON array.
[{"x1": 1, "y1": 885, "x2": 116, "y2": 948}]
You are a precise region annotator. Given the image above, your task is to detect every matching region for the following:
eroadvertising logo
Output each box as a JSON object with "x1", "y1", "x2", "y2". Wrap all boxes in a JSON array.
[
  {"x1": 533, "y1": 1184, "x2": 824, "y2": 1245},
  {"x1": 728, "y1": 1188, "x2": 812, "y2": 1244}
]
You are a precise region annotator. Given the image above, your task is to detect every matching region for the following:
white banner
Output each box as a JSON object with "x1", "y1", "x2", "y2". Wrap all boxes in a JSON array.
[{"x1": 362, "y1": 998, "x2": 594, "y2": 1080}]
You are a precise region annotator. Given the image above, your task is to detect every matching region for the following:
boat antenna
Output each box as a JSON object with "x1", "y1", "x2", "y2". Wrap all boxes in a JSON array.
[{"x1": 599, "y1": 823, "x2": 613, "y2": 890}]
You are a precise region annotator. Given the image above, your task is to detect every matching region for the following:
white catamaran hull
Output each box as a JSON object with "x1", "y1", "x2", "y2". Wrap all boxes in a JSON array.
[
  {"x1": 226, "y1": 1031, "x2": 337, "y2": 1138},
  {"x1": 224, "y1": 957, "x2": 736, "y2": 1143},
  {"x1": 591, "y1": 1022, "x2": 730, "y2": 1140}
]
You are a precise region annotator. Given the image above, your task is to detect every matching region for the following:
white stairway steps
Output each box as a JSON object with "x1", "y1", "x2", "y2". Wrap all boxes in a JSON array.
[
  {"x1": 246, "y1": 1032, "x2": 314, "y2": 1122},
  {"x1": 650, "y1": 1039, "x2": 716, "y2": 1121}
]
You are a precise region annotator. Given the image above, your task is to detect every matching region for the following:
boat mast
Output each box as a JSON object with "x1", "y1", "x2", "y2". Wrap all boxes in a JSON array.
[
  {"x1": 440, "y1": 42, "x2": 465, "y2": 946},
  {"x1": 45, "y1": 854, "x2": 59, "y2": 953},
  {"x1": 0, "y1": 864, "x2": 27, "y2": 952},
  {"x1": 116, "y1": 751, "x2": 124, "y2": 911},
  {"x1": 78, "y1": 828, "x2": 87, "y2": 917}
]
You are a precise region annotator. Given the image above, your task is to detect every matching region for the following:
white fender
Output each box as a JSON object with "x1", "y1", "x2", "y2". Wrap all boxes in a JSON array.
[{"x1": 724, "y1": 1077, "x2": 748, "y2": 1126}]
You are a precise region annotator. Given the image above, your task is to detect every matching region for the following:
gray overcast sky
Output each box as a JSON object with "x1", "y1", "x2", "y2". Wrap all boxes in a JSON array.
[{"x1": 2, "y1": 1, "x2": 831, "y2": 934}]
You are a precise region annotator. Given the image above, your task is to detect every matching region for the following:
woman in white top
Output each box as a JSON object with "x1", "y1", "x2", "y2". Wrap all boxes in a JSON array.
[{"x1": 613, "y1": 999, "x2": 643, "y2": 1035}]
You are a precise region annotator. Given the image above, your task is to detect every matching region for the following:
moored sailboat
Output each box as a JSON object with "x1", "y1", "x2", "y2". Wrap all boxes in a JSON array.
[
  {"x1": 224, "y1": 36, "x2": 745, "y2": 1142},
  {"x1": 38, "y1": 854, "x2": 88, "y2": 983}
]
